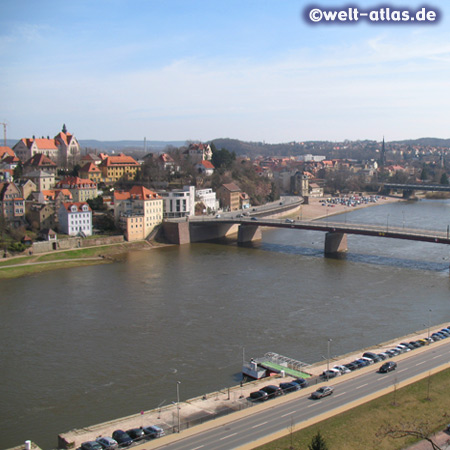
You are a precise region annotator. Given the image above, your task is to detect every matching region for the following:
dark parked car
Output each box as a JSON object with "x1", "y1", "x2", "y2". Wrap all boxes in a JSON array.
[
  {"x1": 126, "y1": 428, "x2": 145, "y2": 441},
  {"x1": 112, "y1": 430, "x2": 133, "y2": 447},
  {"x1": 344, "y1": 362, "x2": 359, "y2": 371},
  {"x1": 279, "y1": 382, "x2": 300, "y2": 393},
  {"x1": 81, "y1": 442, "x2": 103, "y2": 450},
  {"x1": 260, "y1": 385, "x2": 283, "y2": 398},
  {"x1": 362, "y1": 352, "x2": 382, "y2": 362},
  {"x1": 249, "y1": 390, "x2": 269, "y2": 401},
  {"x1": 292, "y1": 377, "x2": 309, "y2": 388},
  {"x1": 310, "y1": 386, "x2": 334, "y2": 399},
  {"x1": 379, "y1": 361, "x2": 397, "y2": 373},
  {"x1": 143, "y1": 425, "x2": 165, "y2": 439}
]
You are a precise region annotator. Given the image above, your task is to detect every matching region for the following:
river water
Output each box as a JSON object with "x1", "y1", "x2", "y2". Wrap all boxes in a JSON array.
[{"x1": 1, "y1": 199, "x2": 450, "y2": 450}]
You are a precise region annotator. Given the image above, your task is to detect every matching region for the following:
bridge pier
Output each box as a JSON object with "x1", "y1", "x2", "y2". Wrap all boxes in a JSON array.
[
  {"x1": 237, "y1": 225, "x2": 262, "y2": 243},
  {"x1": 324, "y1": 232, "x2": 348, "y2": 255}
]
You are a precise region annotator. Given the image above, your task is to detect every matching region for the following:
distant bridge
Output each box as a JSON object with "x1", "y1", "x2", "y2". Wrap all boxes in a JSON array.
[{"x1": 383, "y1": 183, "x2": 450, "y2": 197}]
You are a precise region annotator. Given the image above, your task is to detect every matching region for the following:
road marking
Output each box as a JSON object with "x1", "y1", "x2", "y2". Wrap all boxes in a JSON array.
[
  {"x1": 355, "y1": 383, "x2": 368, "y2": 390},
  {"x1": 334, "y1": 392, "x2": 346, "y2": 398},
  {"x1": 397, "y1": 368, "x2": 408, "y2": 373},
  {"x1": 281, "y1": 411, "x2": 296, "y2": 417},
  {"x1": 415, "y1": 361, "x2": 426, "y2": 366},
  {"x1": 251, "y1": 421, "x2": 268, "y2": 429},
  {"x1": 191, "y1": 446, "x2": 204, "y2": 450},
  {"x1": 220, "y1": 433, "x2": 237, "y2": 440},
  {"x1": 432, "y1": 355, "x2": 441, "y2": 359},
  {"x1": 307, "y1": 403, "x2": 316, "y2": 408}
]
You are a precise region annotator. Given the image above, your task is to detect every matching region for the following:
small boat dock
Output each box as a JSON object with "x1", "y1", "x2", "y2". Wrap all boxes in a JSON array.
[{"x1": 243, "y1": 352, "x2": 311, "y2": 380}]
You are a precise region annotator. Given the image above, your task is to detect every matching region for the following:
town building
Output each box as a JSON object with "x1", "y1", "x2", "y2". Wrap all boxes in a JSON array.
[
  {"x1": 195, "y1": 160, "x2": 215, "y2": 176},
  {"x1": 114, "y1": 185, "x2": 163, "y2": 241},
  {"x1": 54, "y1": 130, "x2": 81, "y2": 166},
  {"x1": 55, "y1": 176, "x2": 98, "y2": 202},
  {"x1": 22, "y1": 170, "x2": 56, "y2": 192},
  {"x1": 23, "y1": 153, "x2": 58, "y2": 175},
  {"x1": 79, "y1": 162, "x2": 103, "y2": 183},
  {"x1": 58, "y1": 202, "x2": 92, "y2": 236},
  {"x1": 183, "y1": 143, "x2": 213, "y2": 163},
  {"x1": 0, "y1": 146, "x2": 15, "y2": 160},
  {"x1": 195, "y1": 188, "x2": 219, "y2": 214},
  {"x1": 217, "y1": 182, "x2": 242, "y2": 211},
  {"x1": 99, "y1": 153, "x2": 140, "y2": 183},
  {"x1": 0, "y1": 182, "x2": 25, "y2": 225},
  {"x1": 158, "y1": 185, "x2": 196, "y2": 218},
  {"x1": 27, "y1": 202, "x2": 56, "y2": 230}
]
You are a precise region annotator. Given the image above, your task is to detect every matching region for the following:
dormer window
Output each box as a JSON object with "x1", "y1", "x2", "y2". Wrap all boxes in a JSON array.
[{"x1": 70, "y1": 205, "x2": 78, "y2": 213}]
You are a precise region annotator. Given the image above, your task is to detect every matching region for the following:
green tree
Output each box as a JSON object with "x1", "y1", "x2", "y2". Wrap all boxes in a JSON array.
[
  {"x1": 211, "y1": 147, "x2": 236, "y2": 171},
  {"x1": 13, "y1": 161, "x2": 23, "y2": 181},
  {"x1": 420, "y1": 165, "x2": 429, "y2": 181},
  {"x1": 308, "y1": 431, "x2": 329, "y2": 450},
  {"x1": 440, "y1": 172, "x2": 449, "y2": 185}
]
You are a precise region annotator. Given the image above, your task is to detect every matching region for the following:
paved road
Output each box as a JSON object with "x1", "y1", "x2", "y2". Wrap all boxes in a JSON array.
[{"x1": 145, "y1": 340, "x2": 450, "y2": 450}]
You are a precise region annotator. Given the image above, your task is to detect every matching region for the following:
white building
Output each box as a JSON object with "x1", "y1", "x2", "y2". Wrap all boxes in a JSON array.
[
  {"x1": 195, "y1": 188, "x2": 219, "y2": 213},
  {"x1": 58, "y1": 202, "x2": 92, "y2": 236},
  {"x1": 158, "y1": 185, "x2": 196, "y2": 218}
]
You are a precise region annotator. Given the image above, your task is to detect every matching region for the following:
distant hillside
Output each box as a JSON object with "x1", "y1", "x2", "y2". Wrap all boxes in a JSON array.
[
  {"x1": 78, "y1": 139, "x2": 187, "y2": 153},
  {"x1": 391, "y1": 137, "x2": 450, "y2": 147}
]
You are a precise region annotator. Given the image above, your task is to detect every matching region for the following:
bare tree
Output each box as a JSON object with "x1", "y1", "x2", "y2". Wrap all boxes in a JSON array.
[{"x1": 377, "y1": 421, "x2": 448, "y2": 450}]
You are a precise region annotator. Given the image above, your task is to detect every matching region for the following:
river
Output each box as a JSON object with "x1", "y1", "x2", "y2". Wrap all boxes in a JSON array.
[{"x1": 1, "y1": 198, "x2": 449, "y2": 450}]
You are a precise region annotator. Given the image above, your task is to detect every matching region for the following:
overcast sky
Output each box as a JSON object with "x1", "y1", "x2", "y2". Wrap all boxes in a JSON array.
[{"x1": 2, "y1": 0, "x2": 450, "y2": 143}]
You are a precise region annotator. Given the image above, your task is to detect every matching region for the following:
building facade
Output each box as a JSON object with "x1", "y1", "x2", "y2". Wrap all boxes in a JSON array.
[
  {"x1": 158, "y1": 185, "x2": 196, "y2": 218},
  {"x1": 217, "y1": 183, "x2": 242, "y2": 211},
  {"x1": 55, "y1": 176, "x2": 98, "y2": 202},
  {"x1": 0, "y1": 182, "x2": 25, "y2": 225},
  {"x1": 114, "y1": 185, "x2": 163, "y2": 241},
  {"x1": 100, "y1": 153, "x2": 140, "y2": 183},
  {"x1": 58, "y1": 202, "x2": 92, "y2": 236}
]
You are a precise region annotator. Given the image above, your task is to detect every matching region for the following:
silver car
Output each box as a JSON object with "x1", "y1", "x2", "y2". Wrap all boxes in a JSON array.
[{"x1": 96, "y1": 437, "x2": 118, "y2": 450}]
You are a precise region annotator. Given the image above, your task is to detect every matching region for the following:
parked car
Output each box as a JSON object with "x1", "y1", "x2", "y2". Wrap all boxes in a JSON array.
[
  {"x1": 215, "y1": 214, "x2": 222, "y2": 218},
  {"x1": 126, "y1": 428, "x2": 145, "y2": 441},
  {"x1": 379, "y1": 361, "x2": 397, "y2": 373},
  {"x1": 387, "y1": 348, "x2": 400, "y2": 356},
  {"x1": 362, "y1": 352, "x2": 382, "y2": 362},
  {"x1": 112, "y1": 430, "x2": 133, "y2": 447},
  {"x1": 249, "y1": 390, "x2": 269, "y2": 401},
  {"x1": 96, "y1": 437, "x2": 118, "y2": 450},
  {"x1": 250, "y1": 217, "x2": 258, "y2": 221},
  {"x1": 143, "y1": 425, "x2": 165, "y2": 439},
  {"x1": 81, "y1": 442, "x2": 103, "y2": 450},
  {"x1": 260, "y1": 385, "x2": 283, "y2": 398},
  {"x1": 359, "y1": 356, "x2": 375, "y2": 365},
  {"x1": 321, "y1": 368, "x2": 341, "y2": 379},
  {"x1": 344, "y1": 362, "x2": 359, "y2": 371},
  {"x1": 310, "y1": 386, "x2": 334, "y2": 399},
  {"x1": 377, "y1": 353, "x2": 389, "y2": 360},
  {"x1": 291, "y1": 377, "x2": 309, "y2": 388},
  {"x1": 279, "y1": 382, "x2": 300, "y2": 393},
  {"x1": 285, "y1": 218, "x2": 294, "y2": 223},
  {"x1": 333, "y1": 365, "x2": 351, "y2": 374}
]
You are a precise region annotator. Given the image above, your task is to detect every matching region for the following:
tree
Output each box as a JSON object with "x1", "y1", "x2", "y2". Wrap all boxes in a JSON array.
[
  {"x1": 308, "y1": 431, "x2": 329, "y2": 450},
  {"x1": 13, "y1": 161, "x2": 23, "y2": 181},
  {"x1": 440, "y1": 172, "x2": 449, "y2": 185},
  {"x1": 421, "y1": 165, "x2": 429, "y2": 181}
]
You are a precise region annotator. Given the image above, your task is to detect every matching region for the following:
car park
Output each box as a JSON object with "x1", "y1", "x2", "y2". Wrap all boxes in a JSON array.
[
  {"x1": 249, "y1": 390, "x2": 269, "y2": 401},
  {"x1": 379, "y1": 361, "x2": 397, "y2": 373},
  {"x1": 143, "y1": 425, "x2": 165, "y2": 439},
  {"x1": 431, "y1": 333, "x2": 443, "y2": 341},
  {"x1": 96, "y1": 437, "x2": 118, "y2": 450},
  {"x1": 81, "y1": 442, "x2": 103, "y2": 450},
  {"x1": 260, "y1": 385, "x2": 283, "y2": 398},
  {"x1": 112, "y1": 430, "x2": 133, "y2": 447},
  {"x1": 409, "y1": 341, "x2": 421, "y2": 348},
  {"x1": 279, "y1": 382, "x2": 300, "y2": 393},
  {"x1": 310, "y1": 386, "x2": 334, "y2": 399},
  {"x1": 126, "y1": 428, "x2": 145, "y2": 441}
]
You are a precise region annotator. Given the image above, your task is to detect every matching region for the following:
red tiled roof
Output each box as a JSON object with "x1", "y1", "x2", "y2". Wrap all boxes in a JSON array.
[
  {"x1": 80, "y1": 162, "x2": 101, "y2": 173},
  {"x1": 0, "y1": 146, "x2": 15, "y2": 159},
  {"x1": 55, "y1": 176, "x2": 97, "y2": 189},
  {"x1": 61, "y1": 202, "x2": 92, "y2": 213},
  {"x1": 114, "y1": 185, "x2": 161, "y2": 201},
  {"x1": 199, "y1": 160, "x2": 214, "y2": 169},
  {"x1": 101, "y1": 153, "x2": 139, "y2": 167},
  {"x1": 33, "y1": 138, "x2": 58, "y2": 150},
  {"x1": 24, "y1": 153, "x2": 57, "y2": 168}
]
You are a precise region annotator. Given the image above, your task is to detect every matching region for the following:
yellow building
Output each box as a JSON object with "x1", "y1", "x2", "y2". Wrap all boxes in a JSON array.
[
  {"x1": 114, "y1": 185, "x2": 163, "y2": 241},
  {"x1": 100, "y1": 153, "x2": 140, "y2": 184},
  {"x1": 79, "y1": 162, "x2": 103, "y2": 183}
]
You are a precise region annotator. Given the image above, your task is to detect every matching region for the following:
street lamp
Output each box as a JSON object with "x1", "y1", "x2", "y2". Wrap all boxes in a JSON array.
[
  {"x1": 386, "y1": 213, "x2": 390, "y2": 232},
  {"x1": 176, "y1": 381, "x2": 181, "y2": 433},
  {"x1": 327, "y1": 338, "x2": 332, "y2": 380},
  {"x1": 428, "y1": 309, "x2": 432, "y2": 341}
]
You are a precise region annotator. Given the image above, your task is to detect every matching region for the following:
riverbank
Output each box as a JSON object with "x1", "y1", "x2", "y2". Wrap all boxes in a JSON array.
[
  {"x1": 56, "y1": 322, "x2": 450, "y2": 450},
  {"x1": 0, "y1": 195, "x2": 402, "y2": 280}
]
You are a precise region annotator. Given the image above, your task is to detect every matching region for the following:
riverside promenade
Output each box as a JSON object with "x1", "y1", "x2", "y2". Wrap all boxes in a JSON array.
[{"x1": 57, "y1": 323, "x2": 450, "y2": 450}]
